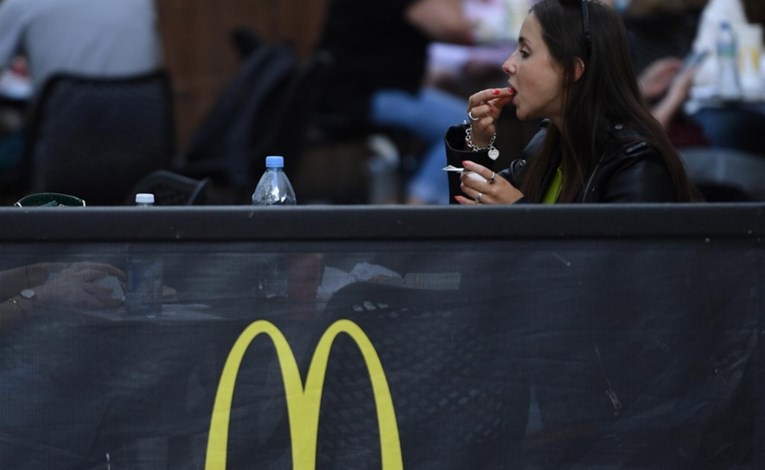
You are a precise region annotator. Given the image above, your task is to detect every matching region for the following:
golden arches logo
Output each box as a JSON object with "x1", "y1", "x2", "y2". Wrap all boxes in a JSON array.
[{"x1": 205, "y1": 319, "x2": 403, "y2": 469}]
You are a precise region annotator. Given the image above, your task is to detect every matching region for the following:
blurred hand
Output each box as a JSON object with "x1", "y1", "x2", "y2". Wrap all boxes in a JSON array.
[
  {"x1": 638, "y1": 57, "x2": 684, "y2": 100},
  {"x1": 650, "y1": 60, "x2": 700, "y2": 128},
  {"x1": 406, "y1": 0, "x2": 474, "y2": 44},
  {"x1": 34, "y1": 262, "x2": 126, "y2": 311},
  {"x1": 666, "y1": 61, "x2": 698, "y2": 101}
]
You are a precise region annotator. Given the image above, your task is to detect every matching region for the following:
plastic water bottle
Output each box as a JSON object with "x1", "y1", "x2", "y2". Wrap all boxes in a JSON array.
[
  {"x1": 126, "y1": 192, "x2": 164, "y2": 316},
  {"x1": 716, "y1": 21, "x2": 742, "y2": 100},
  {"x1": 251, "y1": 156, "x2": 297, "y2": 205},
  {"x1": 251, "y1": 156, "x2": 295, "y2": 299}
]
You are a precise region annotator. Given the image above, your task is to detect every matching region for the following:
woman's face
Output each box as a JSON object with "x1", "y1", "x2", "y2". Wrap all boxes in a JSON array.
[{"x1": 502, "y1": 12, "x2": 566, "y2": 126}]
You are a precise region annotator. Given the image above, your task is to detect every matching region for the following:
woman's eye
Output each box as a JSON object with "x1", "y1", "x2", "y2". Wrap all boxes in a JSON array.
[{"x1": 520, "y1": 50, "x2": 529, "y2": 59}]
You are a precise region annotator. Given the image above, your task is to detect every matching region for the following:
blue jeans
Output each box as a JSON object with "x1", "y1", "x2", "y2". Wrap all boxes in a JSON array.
[
  {"x1": 370, "y1": 87, "x2": 467, "y2": 204},
  {"x1": 0, "y1": 129, "x2": 24, "y2": 170}
]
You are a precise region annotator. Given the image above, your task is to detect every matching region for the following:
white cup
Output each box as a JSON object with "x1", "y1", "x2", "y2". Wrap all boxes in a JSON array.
[{"x1": 465, "y1": 171, "x2": 488, "y2": 183}]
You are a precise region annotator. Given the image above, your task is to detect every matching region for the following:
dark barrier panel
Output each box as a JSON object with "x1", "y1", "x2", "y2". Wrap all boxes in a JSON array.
[{"x1": 0, "y1": 205, "x2": 762, "y2": 469}]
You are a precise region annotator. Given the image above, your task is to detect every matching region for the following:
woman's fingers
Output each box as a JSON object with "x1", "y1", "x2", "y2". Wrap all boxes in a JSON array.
[
  {"x1": 466, "y1": 89, "x2": 514, "y2": 146},
  {"x1": 454, "y1": 194, "x2": 478, "y2": 205},
  {"x1": 468, "y1": 87, "x2": 510, "y2": 106},
  {"x1": 458, "y1": 160, "x2": 524, "y2": 205},
  {"x1": 459, "y1": 168, "x2": 492, "y2": 205},
  {"x1": 462, "y1": 160, "x2": 493, "y2": 177},
  {"x1": 467, "y1": 89, "x2": 513, "y2": 120}
]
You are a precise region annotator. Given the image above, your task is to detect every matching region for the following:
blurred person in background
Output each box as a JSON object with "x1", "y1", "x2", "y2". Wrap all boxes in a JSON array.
[
  {"x1": 0, "y1": 0, "x2": 163, "y2": 173},
  {"x1": 426, "y1": 0, "x2": 531, "y2": 98},
  {"x1": 611, "y1": 0, "x2": 711, "y2": 147},
  {"x1": 0, "y1": 0, "x2": 163, "y2": 93},
  {"x1": 685, "y1": 0, "x2": 765, "y2": 155},
  {"x1": 316, "y1": 0, "x2": 475, "y2": 205},
  {"x1": 615, "y1": 0, "x2": 708, "y2": 73}
]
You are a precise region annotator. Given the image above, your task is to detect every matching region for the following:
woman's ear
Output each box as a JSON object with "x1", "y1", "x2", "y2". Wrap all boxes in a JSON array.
[{"x1": 574, "y1": 57, "x2": 586, "y2": 81}]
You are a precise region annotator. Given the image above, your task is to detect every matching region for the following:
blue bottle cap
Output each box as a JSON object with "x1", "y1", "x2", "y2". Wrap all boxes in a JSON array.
[
  {"x1": 135, "y1": 193, "x2": 155, "y2": 205},
  {"x1": 265, "y1": 156, "x2": 284, "y2": 168}
]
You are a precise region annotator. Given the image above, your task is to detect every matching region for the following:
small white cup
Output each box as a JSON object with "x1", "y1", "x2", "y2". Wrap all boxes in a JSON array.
[{"x1": 464, "y1": 171, "x2": 488, "y2": 183}]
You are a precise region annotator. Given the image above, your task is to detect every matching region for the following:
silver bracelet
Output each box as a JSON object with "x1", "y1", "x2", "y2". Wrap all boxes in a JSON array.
[{"x1": 465, "y1": 125, "x2": 499, "y2": 160}]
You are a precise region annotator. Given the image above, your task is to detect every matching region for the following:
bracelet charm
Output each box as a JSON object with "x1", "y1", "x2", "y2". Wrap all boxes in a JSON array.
[{"x1": 465, "y1": 125, "x2": 500, "y2": 160}]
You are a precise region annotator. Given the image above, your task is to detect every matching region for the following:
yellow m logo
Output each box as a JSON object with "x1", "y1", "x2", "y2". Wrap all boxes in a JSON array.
[{"x1": 205, "y1": 319, "x2": 403, "y2": 469}]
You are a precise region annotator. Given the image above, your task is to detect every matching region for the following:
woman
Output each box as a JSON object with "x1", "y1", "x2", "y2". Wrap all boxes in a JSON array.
[{"x1": 447, "y1": 0, "x2": 697, "y2": 204}]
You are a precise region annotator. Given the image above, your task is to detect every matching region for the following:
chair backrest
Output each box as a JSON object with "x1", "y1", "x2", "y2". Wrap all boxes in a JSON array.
[
  {"x1": 680, "y1": 147, "x2": 765, "y2": 201},
  {"x1": 24, "y1": 70, "x2": 176, "y2": 205},
  {"x1": 127, "y1": 170, "x2": 209, "y2": 206}
]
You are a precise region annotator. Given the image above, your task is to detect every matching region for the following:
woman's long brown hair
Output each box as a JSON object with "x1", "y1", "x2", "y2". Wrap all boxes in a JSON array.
[{"x1": 519, "y1": 0, "x2": 696, "y2": 202}]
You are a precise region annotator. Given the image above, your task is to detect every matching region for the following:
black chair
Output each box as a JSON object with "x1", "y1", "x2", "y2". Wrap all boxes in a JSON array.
[
  {"x1": 679, "y1": 147, "x2": 765, "y2": 201},
  {"x1": 22, "y1": 70, "x2": 176, "y2": 205},
  {"x1": 127, "y1": 170, "x2": 209, "y2": 206}
]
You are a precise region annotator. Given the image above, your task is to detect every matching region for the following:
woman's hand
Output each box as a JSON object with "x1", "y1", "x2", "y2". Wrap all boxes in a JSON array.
[
  {"x1": 466, "y1": 87, "x2": 514, "y2": 148},
  {"x1": 638, "y1": 57, "x2": 684, "y2": 101},
  {"x1": 455, "y1": 160, "x2": 524, "y2": 205},
  {"x1": 651, "y1": 61, "x2": 699, "y2": 128}
]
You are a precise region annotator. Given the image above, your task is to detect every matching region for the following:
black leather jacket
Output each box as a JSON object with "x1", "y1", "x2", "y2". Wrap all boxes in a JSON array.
[{"x1": 445, "y1": 121, "x2": 678, "y2": 203}]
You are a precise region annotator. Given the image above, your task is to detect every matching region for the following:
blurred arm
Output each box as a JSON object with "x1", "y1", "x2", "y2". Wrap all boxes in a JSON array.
[
  {"x1": 650, "y1": 63, "x2": 697, "y2": 128},
  {"x1": 406, "y1": 0, "x2": 475, "y2": 45}
]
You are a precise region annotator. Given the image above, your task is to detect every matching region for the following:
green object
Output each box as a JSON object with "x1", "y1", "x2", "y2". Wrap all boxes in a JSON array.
[
  {"x1": 542, "y1": 166, "x2": 563, "y2": 204},
  {"x1": 14, "y1": 192, "x2": 86, "y2": 207}
]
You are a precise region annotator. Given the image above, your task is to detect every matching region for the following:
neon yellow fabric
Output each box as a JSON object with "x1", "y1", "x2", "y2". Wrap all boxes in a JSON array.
[{"x1": 542, "y1": 166, "x2": 563, "y2": 204}]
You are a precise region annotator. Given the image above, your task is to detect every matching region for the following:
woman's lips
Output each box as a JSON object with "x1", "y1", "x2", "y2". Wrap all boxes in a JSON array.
[{"x1": 508, "y1": 86, "x2": 517, "y2": 104}]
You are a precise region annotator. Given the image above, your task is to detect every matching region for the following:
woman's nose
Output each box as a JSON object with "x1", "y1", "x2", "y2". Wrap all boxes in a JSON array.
[{"x1": 502, "y1": 54, "x2": 516, "y2": 75}]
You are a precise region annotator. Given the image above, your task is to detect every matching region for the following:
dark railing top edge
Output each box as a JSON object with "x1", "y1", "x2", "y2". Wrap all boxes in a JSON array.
[{"x1": 1, "y1": 203, "x2": 763, "y2": 242}]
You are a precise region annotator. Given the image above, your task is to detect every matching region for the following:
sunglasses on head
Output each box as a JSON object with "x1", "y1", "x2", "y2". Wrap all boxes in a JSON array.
[{"x1": 559, "y1": 0, "x2": 592, "y2": 52}]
